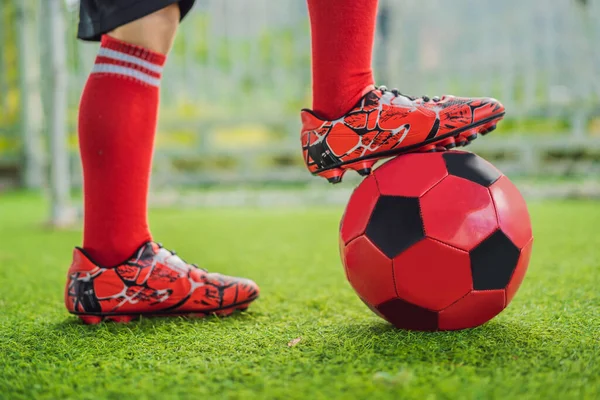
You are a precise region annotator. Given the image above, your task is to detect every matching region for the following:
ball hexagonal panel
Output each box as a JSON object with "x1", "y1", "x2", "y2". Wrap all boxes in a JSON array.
[
  {"x1": 506, "y1": 238, "x2": 534, "y2": 304},
  {"x1": 489, "y1": 175, "x2": 533, "y2": 248},
  {"x1": 421, "y1": 175, "x2": 499, "y2": 251},
  {"x1": 376, "y1": 297, "x2": 439, "y2": 331},
  {"x1": 343, "y1": 235, "x2": 397, "y2": 307},
  {"x1": 442, "y1": 151, "x2": 501, "y2": 187},
  {"x1": 374, "y1": 153, "x2": 448, "y2": 197},
  {"x1": 340, "y1": 175, "x2": 380, "y2": 244},
  {"x1": 365, "y1": 196, "x2": 425, "y2": 259},
  {"x1": 393, "y1": 238, "x2": 472, "y2": 311},
  {"x1": 438, "y1": 290, "x2": 506, "y2": 330},
  {"x1": 469, "y1": 230, "x2": 521, "y2": 290}
]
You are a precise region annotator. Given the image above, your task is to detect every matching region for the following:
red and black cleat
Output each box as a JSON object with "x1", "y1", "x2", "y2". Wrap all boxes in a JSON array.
[
  {"x1": 301, "y1": 86, "x2": 504, "y2": 183},
  {"x1": 64, "y1": 242, "x2": 259, "y2": 324}
]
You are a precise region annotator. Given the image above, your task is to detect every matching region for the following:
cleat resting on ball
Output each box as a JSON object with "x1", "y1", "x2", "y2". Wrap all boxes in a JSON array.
[{"x1": 301, "y1": 86, "x2": 505, "y2": 183}]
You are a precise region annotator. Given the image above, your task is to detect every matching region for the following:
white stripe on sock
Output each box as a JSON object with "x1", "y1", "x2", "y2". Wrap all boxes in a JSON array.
[
  {"x1": 97, "y1": 47, "x2": 164, "y2": 74},
  {"x1": 91, "y1": 64, "x2": 161, "y2": 87}
]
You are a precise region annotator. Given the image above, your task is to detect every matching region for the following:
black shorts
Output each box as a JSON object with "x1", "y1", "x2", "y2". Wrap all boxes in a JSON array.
[{"x1": 77, "y1": 0, "x2": 196, "y2": 41}]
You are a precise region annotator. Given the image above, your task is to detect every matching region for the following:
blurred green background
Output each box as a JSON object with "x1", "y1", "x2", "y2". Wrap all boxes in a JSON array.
[{"x1": 1, "y1": 0, "x2": 600, "y2": 223}]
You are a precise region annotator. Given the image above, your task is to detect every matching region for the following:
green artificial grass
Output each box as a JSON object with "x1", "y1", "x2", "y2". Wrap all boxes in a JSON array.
[{"x1": 0, "y1": 193, "x2": 598, "y2": 400}]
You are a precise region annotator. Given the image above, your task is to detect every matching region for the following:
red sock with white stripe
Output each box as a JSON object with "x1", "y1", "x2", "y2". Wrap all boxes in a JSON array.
[{"x1": 78, "y1": 35, "x2": 165, "y2": 267}]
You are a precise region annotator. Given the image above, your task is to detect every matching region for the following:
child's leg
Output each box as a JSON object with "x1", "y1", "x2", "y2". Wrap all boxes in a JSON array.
[
  {"x1": 78, "y1": 5, "x2": 179, "y2": 266},
  {"x1": 307, "y1": 0, "x2": 378, "y2": 120}
]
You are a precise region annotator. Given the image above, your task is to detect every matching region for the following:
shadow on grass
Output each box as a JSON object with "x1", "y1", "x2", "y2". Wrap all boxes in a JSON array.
[
  {"x1": 52, "y1": 310, "x2": 256, "y2": 336},
  {"x1": 324, "y1": 318, "x2": 587, "y2": 366}
]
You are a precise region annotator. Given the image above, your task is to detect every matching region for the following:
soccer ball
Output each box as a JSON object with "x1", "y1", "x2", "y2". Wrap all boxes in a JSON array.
[{"x1": 339, "y1": 151, "x2": 533, "y2": 331}]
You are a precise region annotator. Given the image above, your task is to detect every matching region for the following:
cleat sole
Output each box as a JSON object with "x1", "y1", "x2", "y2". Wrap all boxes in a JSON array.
[
  {"x1": 73, "y1": 298, "x2": 257, "y2": 325},
  {"x1": 420, "y1": 144, "x2": 437, "y2": 153},
  {"x1": 345, "y1": 160, "x2": 376, "y2": 177},
  {"x1": 318, "y1": 168, "x2": 345, "y2": 184},
  {"x1": 439, "y1": 137, "x2": 457, "y2": 150},
  {"x1": 79, "y1": 315, "x2": 103, "y2": 325},
  {"x1": 106, "y1": 315, "x2": 135, "y2": 323},
  {"x1": 318, "y1": 160, "x2": 378, "y2": 183},
  {"x1": 480, "y1": 124, "x2": 497, "y2": 135}
]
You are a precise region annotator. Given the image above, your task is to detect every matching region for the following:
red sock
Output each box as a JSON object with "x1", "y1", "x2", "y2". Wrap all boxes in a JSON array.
[
  {"x1": 78, "y1": 35, "x2": 166, "y2": 266},
  {"x1": 307, "y1": 0, "x2": 378, "y2": 120}
]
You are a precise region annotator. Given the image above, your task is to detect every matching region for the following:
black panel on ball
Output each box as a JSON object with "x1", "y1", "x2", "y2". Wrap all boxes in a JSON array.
[
  {"x1": 443, "y1": 152, "x2": 501, "y2": 187},
  {"x1": 470, "y1": 230, "x2": 521, "y2": 290},
  {"x1": 376, "y1": 298, "x2": 439, "y2": 331},
  {"x1": 365, "y1": 196, "x2": 425, "y2": 259}
]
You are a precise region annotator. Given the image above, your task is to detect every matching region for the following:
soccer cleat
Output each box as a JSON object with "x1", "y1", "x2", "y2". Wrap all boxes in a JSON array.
[
  {"x1": 301, "y1": 86, "x2": 505, "y2": 183},
  {"x1": 65, "y1": 242, "x2": 259, "y2": 324}
]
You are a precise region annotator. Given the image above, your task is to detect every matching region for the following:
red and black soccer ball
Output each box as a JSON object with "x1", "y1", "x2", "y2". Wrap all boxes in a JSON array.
[{"x1": 339, "y1": 151, "x2": 533, "y2": 331}]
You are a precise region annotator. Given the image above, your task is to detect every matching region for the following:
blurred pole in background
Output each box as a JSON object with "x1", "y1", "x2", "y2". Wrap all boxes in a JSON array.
[
  {"x1": 16, "y1": 0, "x2": 44, "y2": 188},
  {"x1": 43, "y1": 0, "x2": 72, "y2": 226}
]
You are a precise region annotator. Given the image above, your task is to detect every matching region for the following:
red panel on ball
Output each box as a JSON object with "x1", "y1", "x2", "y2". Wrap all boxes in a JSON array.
[
  {"x1": 340, "y1": 175, "x2": 380, "y2": 244},
  {"x1": 421, "y1": 175, "x2": 499, "y2": 251},
  {"x1": 489, "y1": 176, "x2": 533, "y2": 248},
  {"x1": 343, "y1": 235, "x2": 397, "y2": 307},
  {"x1": 438, "y1": 290, "x2": 506, "y2": 330},
  {"x1": 506, "y1": 238, "x2": 533, "y2": 304},
  {"x1": 393, "y1": 238, "x2": 471, "y2": 311},
  {"x1": 374, "y1": 153, "x2": 448, "y2": 197}
]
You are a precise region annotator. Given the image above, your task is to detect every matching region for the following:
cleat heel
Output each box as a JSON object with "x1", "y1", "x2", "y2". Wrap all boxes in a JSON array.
[{"x1": 318, "y1": 168, "x2": 345, "y2": 184}]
